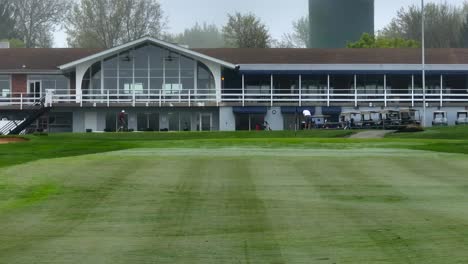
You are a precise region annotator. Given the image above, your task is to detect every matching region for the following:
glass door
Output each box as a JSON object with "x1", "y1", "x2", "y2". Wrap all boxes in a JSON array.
[
  {"x1": 28, "y1": 80, "x2": 41, "y2": 99},
  {"x1": 200, "y1": 113, "x2": 212, "y2": 131}
]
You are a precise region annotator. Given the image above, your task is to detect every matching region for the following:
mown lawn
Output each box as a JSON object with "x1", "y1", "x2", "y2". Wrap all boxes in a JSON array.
[
  {"x1": 0, "y1": 130, "x2": 355, "y2": 168},
  {"x1": 1, "y1": 129, "x2": 468, "y2": 263},
  {"x1": 2, "y1": 148, "x2": 468, "y2": 263},
  {"x1": 388, "y1": 125, "x2": 468, "y2": 140}
]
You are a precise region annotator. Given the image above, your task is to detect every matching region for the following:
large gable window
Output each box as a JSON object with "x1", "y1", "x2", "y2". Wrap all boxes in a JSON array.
[{"x1": 82, "y1": 43, "x2": 213, "y2": 96}]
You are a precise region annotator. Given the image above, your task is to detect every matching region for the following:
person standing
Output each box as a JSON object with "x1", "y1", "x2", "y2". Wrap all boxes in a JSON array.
[
  {"x1": 118, "y1": 110, "x2": 126, "y2": 132},
  {"x1": 302, "y1": 109, "x2": 312, "y2": 130}
]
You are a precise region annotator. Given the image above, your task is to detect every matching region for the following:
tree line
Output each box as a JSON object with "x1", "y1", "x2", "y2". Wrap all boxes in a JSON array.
[{"x1": 1, "y1": 0, "x2": 468, "y2": 49}]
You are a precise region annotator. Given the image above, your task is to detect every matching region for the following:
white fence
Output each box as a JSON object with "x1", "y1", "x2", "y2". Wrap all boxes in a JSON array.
[{"x1": 1, "y1": 88, "x2": 468, "y2": 108}]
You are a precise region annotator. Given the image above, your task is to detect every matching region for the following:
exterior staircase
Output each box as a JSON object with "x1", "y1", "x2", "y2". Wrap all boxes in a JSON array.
[{"x1": 0, "y1": 97, "x2": 51, "y2": 135}]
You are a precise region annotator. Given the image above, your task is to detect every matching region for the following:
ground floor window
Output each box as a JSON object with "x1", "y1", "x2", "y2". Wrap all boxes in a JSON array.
[
  {"x1": 283, "y1": 114, "x2": 303, "y2": 131},
  {"x1": 0, "y1": 75, "x2": 11, "y2": 98},
  {"x1": 235, "y1": 114, "x2": 265, "y2": 131},
  {"x1": 48, "y1": 112, "x2": 73, "y2": 133},
  {"x1": 137, "y1": 113, "x2": 159, "y2": 131},
  {"x1": 105, "y1": 112, "x2": 128, "y2": 132},
  {"x1": 168, "y1": 112, "x2": 192, "y2": 131}
]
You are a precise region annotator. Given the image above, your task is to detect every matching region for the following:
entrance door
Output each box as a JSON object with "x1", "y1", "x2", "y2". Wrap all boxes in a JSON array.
[
  {"x1": 200, "y1": 113, "x2": 212, "y2": 131},
  {"x1": 235, "y1": 114, "x2": 265, "y2": 131},
  {"x1": 28, "y1": 80, "x2": 41, "y2": 98}
]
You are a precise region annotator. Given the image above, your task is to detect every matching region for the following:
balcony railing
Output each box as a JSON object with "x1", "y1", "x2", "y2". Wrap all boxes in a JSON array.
[{"x1": 1, "y1": 88, "x2": 468, "y2": 109}]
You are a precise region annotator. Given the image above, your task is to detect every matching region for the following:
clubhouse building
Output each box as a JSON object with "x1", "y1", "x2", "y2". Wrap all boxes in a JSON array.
[{"x1": 1, "y1": 37, "x2": 468, "y2": 133}]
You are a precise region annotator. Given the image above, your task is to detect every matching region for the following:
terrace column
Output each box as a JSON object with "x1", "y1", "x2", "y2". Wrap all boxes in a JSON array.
[
  {"x1": 411, "y1": 75, "x2": 415, "y2": 107},
  {"x1": 270, "y1": 74, "x2": 274, "y2": 107},
  {"x1": 327, "y1": 74, "x2": 330, "y2": 107},
  {"x1": 75, "y1": 61, "x2": 95, "y2": 104},
  {"x1": 384, "y1": 74, "x2": 387, "y2": 108},
  {"x1": 354, "y1": 74, "x2": 357, "y2": 107},
  {"x1": 242, "y1": 74, "x2": 245, "y2": 107},
  {"x1": 199, "y1": 59, "x2": 222, "y2": 104},
  {"x1": 299, "y1": 75, "x2": 302, "y2": 107},
  {"x1": 440, "y1": 74, "x2": 443, "y2": 107}
]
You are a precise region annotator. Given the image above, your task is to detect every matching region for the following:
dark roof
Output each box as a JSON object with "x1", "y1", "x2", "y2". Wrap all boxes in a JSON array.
[
  {"x1": 193, "y1": 48, "x2": 468, "y2": 65},
  {"x1": 0, "y1": 48, "x2": 102, "y2": 71},
  {"x1": 1, "y1": 48, "x2": 468, "y2": 72}
]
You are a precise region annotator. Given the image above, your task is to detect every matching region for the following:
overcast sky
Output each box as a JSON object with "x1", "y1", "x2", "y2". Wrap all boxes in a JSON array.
[{"x1": 54, "y1": 0, "x2": 464, "y2": 47}]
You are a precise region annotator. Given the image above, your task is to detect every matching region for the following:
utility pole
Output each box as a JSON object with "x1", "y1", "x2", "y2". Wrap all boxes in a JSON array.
[{"x1": 422, "y1": 0, "x2": 427, "y2": 127}]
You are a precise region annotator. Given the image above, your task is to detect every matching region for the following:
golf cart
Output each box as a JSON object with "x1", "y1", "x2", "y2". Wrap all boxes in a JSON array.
[
  {"x1": 455, "y1": 111, "x2": 468, "y2": 125},
  {"x1": 432, "y1": 111, "x2": 448, "y2": 126},
  {"x1": 400, "y1": 108, "x2": 421, "y2": 126},
  {"x1": 311, "y1": 115, "x2": 329, "y2": 129},
  {"x1": 359, "y1": 111, "x2": 381, "y2": 128},
  {"x1": 339, "y1": 111, "x2": 361, "y2": 129},
  {"x1": 380, "y1": 110, "x2": 401, "y2": 129}
]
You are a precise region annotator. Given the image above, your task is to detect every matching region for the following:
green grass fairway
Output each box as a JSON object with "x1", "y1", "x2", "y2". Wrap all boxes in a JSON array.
[{"x1": 2, "y1": 147, "x2": 468, "y2": 263}]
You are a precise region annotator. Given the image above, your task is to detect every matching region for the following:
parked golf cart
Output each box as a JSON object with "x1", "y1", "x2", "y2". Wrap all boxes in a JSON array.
[
  {"x1": 432, "y1": 111, "x2": 448, "y2": 126},
  {"x1": 360, "y1": 111, "x2": 381, "y2": 128},
  {"x1": 339, "y1": 111, "x2": 361, "y2": 129},
  {"x1": 400, "y1": 108, "x2": 421, "y2": 125},
  {"x1": 455, "y1": 111, "x2": 468, "y2": 125},
  {"x1": 380, "y1": 110, "x2": 401, "y2": 129}
]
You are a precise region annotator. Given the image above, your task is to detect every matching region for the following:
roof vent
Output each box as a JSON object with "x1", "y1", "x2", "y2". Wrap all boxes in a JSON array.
[{"x1": 0, "y1": 41, "x2": 10, "y2": 49}]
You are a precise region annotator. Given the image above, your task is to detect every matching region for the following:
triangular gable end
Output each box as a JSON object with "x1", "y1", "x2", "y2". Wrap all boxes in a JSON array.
[{"x1": 58, "y1": 36, "x2": 237, "y2": 70}]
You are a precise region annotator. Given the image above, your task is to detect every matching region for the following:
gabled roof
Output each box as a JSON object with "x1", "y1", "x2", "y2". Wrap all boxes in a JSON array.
[
  {"x1": 2, "y1": 44, "x2": 468, "y2": 74},
  {"x1": 58, "y1": 37, "x2": 237, "y2": 70},
  {"x1": 193, "y1": 48, "x2": 468, "y2": 65},
  {"x1": 0, "y1": 48, "x2": 101, "y2": 72}
]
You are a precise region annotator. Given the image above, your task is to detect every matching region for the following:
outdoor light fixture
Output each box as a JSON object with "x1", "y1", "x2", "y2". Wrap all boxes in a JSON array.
[
  {"x1": 165, "y1": 53, "x2": 178, "y2": 62},
  {"x1": 121, "y1": 55, "x2": 131, "y2": 62}
]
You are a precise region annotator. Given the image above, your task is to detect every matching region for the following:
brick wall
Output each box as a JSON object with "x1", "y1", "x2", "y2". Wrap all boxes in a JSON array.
[{"x1": 11, "y1": 74, "x2": 27, "y2": 96}]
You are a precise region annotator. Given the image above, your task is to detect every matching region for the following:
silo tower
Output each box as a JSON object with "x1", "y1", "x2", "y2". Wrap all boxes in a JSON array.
[{"x1": 308, "y1": 0, "x2": 374, "y2": 48}]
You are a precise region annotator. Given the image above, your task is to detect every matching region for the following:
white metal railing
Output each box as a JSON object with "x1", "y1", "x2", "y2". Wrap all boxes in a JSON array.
[{"x1": 1, "y1": 88, "x2": 468, "y2": 108}]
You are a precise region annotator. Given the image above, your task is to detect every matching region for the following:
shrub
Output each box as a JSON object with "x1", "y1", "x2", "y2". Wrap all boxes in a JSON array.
[{"x1": 398, "y1": 125, "x2": 425, "y2": 133}]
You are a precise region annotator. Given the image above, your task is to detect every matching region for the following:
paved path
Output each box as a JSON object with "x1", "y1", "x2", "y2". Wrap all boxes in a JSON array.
[{"x1": 350, "y1": 130, "x2": 396, "y2": 139}]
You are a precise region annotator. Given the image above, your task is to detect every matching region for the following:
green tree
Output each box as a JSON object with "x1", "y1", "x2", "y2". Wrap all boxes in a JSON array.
[
  {"x1": 223, "y1": 12, "x2": 271, "y2": 48},
  {"x1": 66, "y1": 0, "x2": 165, "y2": 48},
  {"x1": 10, "y1": 0, "x2": 70, "y2": 48},
  {"x1": 172, "y1": 23, "x2": 225, "y2": 48},
  {"x1": 461, "y1": 12, "x2": 468, "y2": 48},
  {"x1": 0, "y1": 38, "x2": 25, "y2": 48},
  {"x1": 0, "y1": 0, "x2": 16, "y2": 40},
  {"x1": 347, "y1": 33, "x2": 420, "y2": 48},
  {"x1": 276, "y1": 16, "x2": 309, "y2": 48},
  {"x1": 381, "y1": 2, "x2": 466, "y2": 48}
]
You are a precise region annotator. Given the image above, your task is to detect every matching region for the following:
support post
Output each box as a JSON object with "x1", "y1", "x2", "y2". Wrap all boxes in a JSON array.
[
  {"x1": 299, "y1": 75, "x2": 302, "y2": 107},
  {"x1": 188, "y1": 89, "x2": 191, "y2": 107},
  {"x1": 384, "y1": 74, "x2": 387, "y2": 108},
  {"x1": 270, "y1": 74, "x2": 273, "y2": 107},
  {"x1": 327, "y1": 74, "x2": 330, "y2": 107},
  {"x1": 411, "y1": 75, "x2": 415, "y2": 107},
  {"x1": 159, "y1": 90, "x2": 162, "y2": 107},
  {"x1": 354, "y1": 74, "x2": 357, "y2": 107},
  {"x1": 107, "y1": 90, "x2": 110, "y2": 107},
  {"x1": 440, "y1": 74, "x2": 443, "y2": 107},
  {"x1": 132, "y1": 90, "x2": 136, "y2": 107},
  {"x1": 20, "y1": 93, "x2": 23, "y2": 110},
  {"x1": 422, "y1": 0, "x2": 427, "y2": 127},
  {"x1": 242, "y1": 74, "x2": 245, "y2": 107}
]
